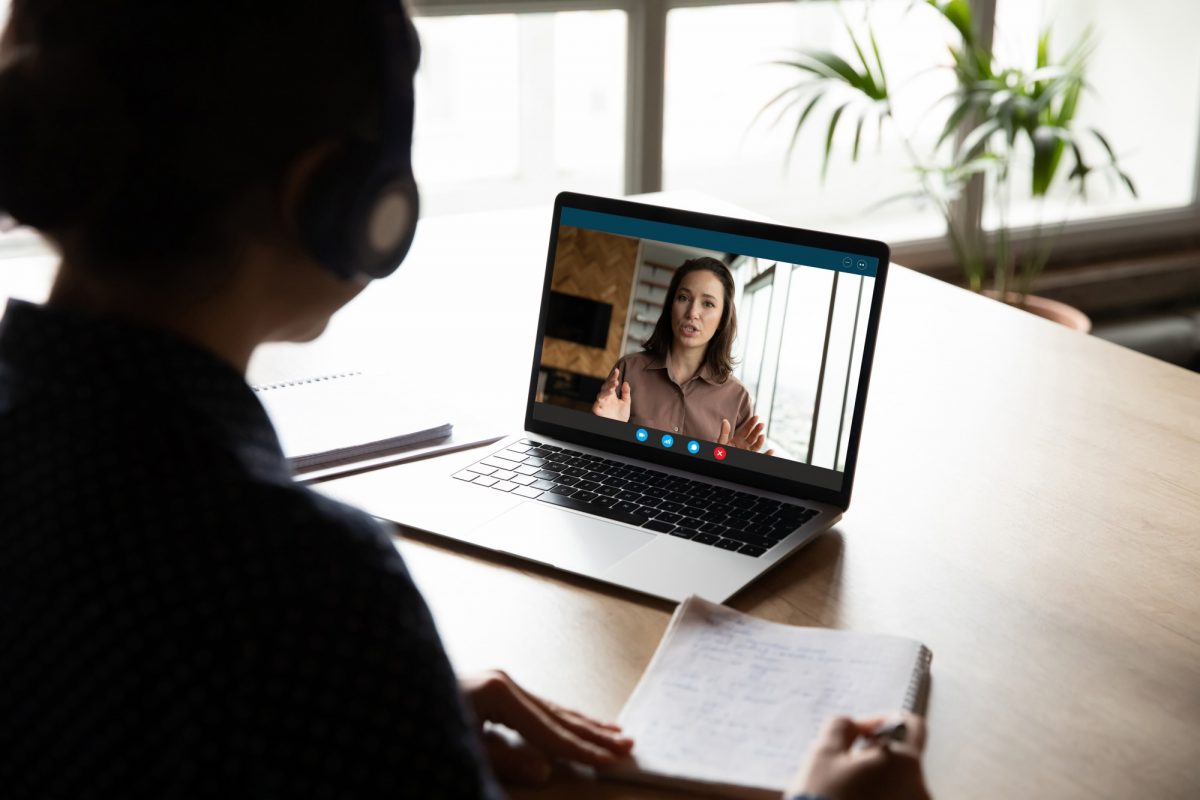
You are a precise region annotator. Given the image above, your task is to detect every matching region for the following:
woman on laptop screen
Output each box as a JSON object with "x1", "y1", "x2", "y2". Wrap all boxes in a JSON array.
[{"x1": 592, "y1": 257, "x2": 775, "y2": 455}]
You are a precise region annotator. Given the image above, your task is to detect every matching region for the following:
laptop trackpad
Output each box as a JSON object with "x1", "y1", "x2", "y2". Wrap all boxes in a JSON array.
[{"x1": 485, "y1": 502, "x2": 654, "y2": 574}]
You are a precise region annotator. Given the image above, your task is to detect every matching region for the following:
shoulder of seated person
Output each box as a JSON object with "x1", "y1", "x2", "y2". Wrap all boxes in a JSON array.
[{"x1": 221, "y1": 479, "x2": 403, "y2": 577}]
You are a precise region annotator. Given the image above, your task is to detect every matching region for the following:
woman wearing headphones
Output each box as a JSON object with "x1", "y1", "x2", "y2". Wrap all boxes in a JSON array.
[{"x1": 0, "y1": 1, "x2": 927, "y2": 798}]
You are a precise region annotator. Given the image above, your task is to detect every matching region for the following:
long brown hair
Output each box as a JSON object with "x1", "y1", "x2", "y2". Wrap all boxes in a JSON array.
[{"x1": 642, "y1": 256, "x2": 738, "y2": 382}]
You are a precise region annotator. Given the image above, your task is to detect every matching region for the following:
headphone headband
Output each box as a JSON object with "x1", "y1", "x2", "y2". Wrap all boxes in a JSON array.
[{"x1": 298, "y1": 0, "x2": 420, "y2": 281}]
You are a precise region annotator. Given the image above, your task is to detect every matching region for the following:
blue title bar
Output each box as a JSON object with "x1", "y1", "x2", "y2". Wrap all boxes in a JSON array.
[{"x1": 560, "y1": 207, "x2": 879, "y2": 277}]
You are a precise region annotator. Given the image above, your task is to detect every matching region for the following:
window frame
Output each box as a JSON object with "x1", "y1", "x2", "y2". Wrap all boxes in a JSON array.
[
  {"x1": 4, "y1": 0, "x2": 1196, "y2": 287},
  {"x1": 411, "y1": 0, "x2": 1200, "y2": 284}
]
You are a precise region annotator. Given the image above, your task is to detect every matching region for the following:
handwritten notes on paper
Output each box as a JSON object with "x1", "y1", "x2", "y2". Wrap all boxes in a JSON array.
[{"x1": 611, "y1": 596, "x2": 930, "y2": 797}]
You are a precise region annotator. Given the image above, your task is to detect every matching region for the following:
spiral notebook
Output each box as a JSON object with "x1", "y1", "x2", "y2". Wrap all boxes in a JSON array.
[
  {"x1": 252, "y1": 371, "x2": 455, "y2": 474},
  {"x1": 604, "y1": 596, "x2": 932, "y2": 799}
]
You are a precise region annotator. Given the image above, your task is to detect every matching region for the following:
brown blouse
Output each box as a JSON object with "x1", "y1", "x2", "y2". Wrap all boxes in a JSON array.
[{"x1": 613, "y1": 351, "x2": 753, "y2": 442}]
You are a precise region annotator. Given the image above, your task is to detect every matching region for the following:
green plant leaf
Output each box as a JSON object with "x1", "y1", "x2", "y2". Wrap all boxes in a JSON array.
[
  {"x1": 958, "y1": 117, "x2": 1002, "y2": 160},
  {"x1": 951, "y1": 154, "x2": 1001, "y2": 179},
  {"x1": 846, "y1": 22, "x2": 878, "y2": 92},
  {"x1": 1067, "y1": 139, "x2": 1091, "y2": 186},
  {"x1": 1090, "y1": 128, "x2": 1138, "y2": 197},
  {"x1": 839, "y1": 13, "x2": 891, "y2": 103},
  {"x1": 750, "y1": 83, "x2": 805, "y2": 129},
  {"x1": 1118, "y1": 169, "x2": 1138, "y2": 198},
  {"x1": 868, "y1": 24, "x2": 888, "y2": 97},
  {"x1": 772, "y1": 56, "x2": 843, "y2": 83},
  {"x1": 1061, "y1": 26, "x2": 1097, "y2": 71},
  {"x1": 814, "y1": 51, "x2": 865, "y2": 87},
  {"x1": 782, "y1": 51, "x2": 865, "y2": 92},
  {"x1": 822, "y1": 102, "x2": 851, "y2": 181},
  {"x1": 771, "y1": 57, "x2": 834, "y2": 80},
  {"x1": 1041, "y1": 125, "x2": 1080, "y2": 199},
  {"x1": 753, "y1": 79, "x2": 827, "y2": 133},
  {"x1": 784, "y1": 93, "x2": 826, "y2": 166},
  {"x1": 1089, "y1": 128, "x2": 1118, "y2": 160},
  {"x1": 1028, "y1": 66, "x2": 1070, "y2": 84},
  {"x1": 928, "y1": 0, "x2": 976, "y2": 47},
  {"x1": 1002, "y1": 108, "x2": 1018, "y2": 149},
  {"x1": 852, "y1": 112, "x2": 866, "y2": 162},
  {"x1": 989, "y1": 88, "x2": 1014, "y2": 112},
  {"x1": 756, "y1": 83, "x2": 803, "y2": 118},
  {"x1": 1030, "y1": 124, "x2": 1064, "y2": 196},
  {"x1": 935, "y1": 94, "x2": 976, "y2": 150},
  {"x1": 948, "y1": 43, "x2": 966, "y2": 74},
  {"x1": 1056, "y1": 78, "x2": 1081, "y2": 127},
  {"x1": 758, "y1": 0, "x2": 1128, "y2": 292}
]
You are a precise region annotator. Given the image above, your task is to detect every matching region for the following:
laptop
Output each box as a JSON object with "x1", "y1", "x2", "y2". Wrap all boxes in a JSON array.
[{"x1": 321, "y1": 192, "x2": 889, "y2": 603}]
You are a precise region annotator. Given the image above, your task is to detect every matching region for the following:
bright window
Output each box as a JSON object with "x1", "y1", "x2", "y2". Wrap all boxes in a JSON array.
[
  {"x1": 411, "y1": 11, "x2": 626, "y2": 216},
  {"x1": 983, "y1": 0, "x2": 1200, "y2": 230},
  {"x1": 814, "y1": 272, "x2": 871, "y2": 471},
  {"x1": 2, "y1": 0, "x2": 1197, "y2": 296},
  {"x1": 662, "y1": 1, "x2": 956, "y2": 243},
  {"x1": 766, "y1": 266, "x2": 836, "y2": 462},
  {"x1": 737, "y1": 276, "x2": 774, "y2": 404},
  {"x1": 728, "y1": 260, "x2": 874, "y2": 470}
]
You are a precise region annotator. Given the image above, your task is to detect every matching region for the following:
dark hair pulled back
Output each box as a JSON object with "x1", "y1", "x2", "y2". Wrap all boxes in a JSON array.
[
  {"x1": 0, "y1": 0, "x2": 415, "y2": 274},
  {"x1": 0, "y1": 46, "x2": 131, "y2": 231}
]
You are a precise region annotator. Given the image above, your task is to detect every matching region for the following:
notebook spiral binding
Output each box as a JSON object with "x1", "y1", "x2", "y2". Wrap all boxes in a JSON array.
[
  {"x1": 903, "y1": 645, "x2": 934, "y2": 713},
  {"x1": 251, "y1": 371, "x2": 363, "y2": 393}
]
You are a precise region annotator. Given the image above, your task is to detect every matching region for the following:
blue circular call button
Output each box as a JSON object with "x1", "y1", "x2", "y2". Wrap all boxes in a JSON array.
[
  {"x1": 660, "y1": 434, "x2": 674, "y2": 448},
  {"x1": 687, "y1": 440, "x2": 700, "y2": 454},
  {"x1": 635, "y1": 427, "x2": 649, "y2": 442}
]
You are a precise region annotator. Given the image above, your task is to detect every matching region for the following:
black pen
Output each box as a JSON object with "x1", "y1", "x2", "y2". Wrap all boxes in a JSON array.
[{"x1": 866, "y1": 720, "x2": 907, "y2": 745}]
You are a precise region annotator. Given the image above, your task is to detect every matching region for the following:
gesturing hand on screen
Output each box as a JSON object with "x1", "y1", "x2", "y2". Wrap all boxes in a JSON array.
[
  {"x1": 719, "y1": 416, "x2": 775, "y2": 457},
  {"x1": 592, "y1": 367, "x2": 631, "y2": 422}
]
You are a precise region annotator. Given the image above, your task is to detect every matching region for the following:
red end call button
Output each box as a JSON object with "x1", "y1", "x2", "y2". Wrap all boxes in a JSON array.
[{"x1": 713, "y1": 446, "x2": 727, "y2": 461}]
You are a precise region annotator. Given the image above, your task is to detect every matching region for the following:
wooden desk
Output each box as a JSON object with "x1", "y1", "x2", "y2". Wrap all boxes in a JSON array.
[
  {"x1": 5, "y1": 198, "x2": 1197, "y2": 798},
  {"x1": 309, "y1": 199, "x2": 1200, "y2": 800}
]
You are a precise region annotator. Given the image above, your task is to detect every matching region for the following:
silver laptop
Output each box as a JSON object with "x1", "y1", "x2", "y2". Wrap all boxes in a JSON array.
[{"x1": 323, "y1": 192, "x2": 889, "y2": 603}]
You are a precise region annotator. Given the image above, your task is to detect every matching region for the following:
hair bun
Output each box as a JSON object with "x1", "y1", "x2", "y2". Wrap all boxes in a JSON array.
[{"x1": 0, "y1": 48, "x2": 131, "y2": 230}]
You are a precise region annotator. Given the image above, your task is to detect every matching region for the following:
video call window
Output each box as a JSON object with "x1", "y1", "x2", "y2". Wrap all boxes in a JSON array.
[{"x1": 534, "y1": 212, "x2": 877, "y2": 484}]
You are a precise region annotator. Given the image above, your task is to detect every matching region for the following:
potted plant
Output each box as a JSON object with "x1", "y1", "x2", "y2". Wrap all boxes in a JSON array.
[{"x1": 762, "y1": 0, "x2": 1136, "y2": 330}]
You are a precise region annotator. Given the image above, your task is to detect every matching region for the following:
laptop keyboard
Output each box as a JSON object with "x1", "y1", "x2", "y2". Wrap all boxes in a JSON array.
[{"x1": 452, "y1": 439, "x2": 820, "y2": 558}]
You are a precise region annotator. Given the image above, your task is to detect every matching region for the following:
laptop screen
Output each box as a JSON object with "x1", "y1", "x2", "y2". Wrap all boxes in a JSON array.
[{"x1": 527, "y1": 193, "x2": 888, "y2": 505}]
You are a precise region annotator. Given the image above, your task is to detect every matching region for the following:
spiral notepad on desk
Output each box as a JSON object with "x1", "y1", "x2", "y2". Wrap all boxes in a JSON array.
[
  {"x1": 604, "y1": 595, "x2": 932, "y2": 799},
  {"x1": 252, "y1": 371, "x2": 453, "y2": 472}
]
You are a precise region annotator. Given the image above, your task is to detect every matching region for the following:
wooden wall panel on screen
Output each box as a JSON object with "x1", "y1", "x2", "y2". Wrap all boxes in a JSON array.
[{"x1": 542, "y1": 226, "x2": 639, "y2": 379}]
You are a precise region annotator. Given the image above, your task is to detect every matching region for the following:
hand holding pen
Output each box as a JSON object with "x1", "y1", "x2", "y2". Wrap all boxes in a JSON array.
[{"x1": 786, "y1": 712, "x2": 930, "y2": 800}]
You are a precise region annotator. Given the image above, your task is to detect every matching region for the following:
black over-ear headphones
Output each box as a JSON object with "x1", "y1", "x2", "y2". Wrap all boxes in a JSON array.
[{"x1": 297, "y1": 0, "x2": 420, "y2": 281}]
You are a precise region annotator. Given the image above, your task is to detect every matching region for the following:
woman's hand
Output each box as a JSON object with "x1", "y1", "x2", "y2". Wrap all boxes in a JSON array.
[
  {"x1": 460, "y1": 670, "x2": 634, "y2": 786},
  {"x1": 786, "y1": 713, "x2": 930, "y2": 800},
  {"x1": 592, "y1": 367, "x2": 632, "y2": 422},
  {"x1": 718, "y1": 416, "x2": 775, "y2": 456}
]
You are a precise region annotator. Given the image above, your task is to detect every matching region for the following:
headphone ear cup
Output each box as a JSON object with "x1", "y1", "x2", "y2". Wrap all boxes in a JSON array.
[
  {"x1": 359, "y1": 169, "x2": 419, "y2": 279},
  {"x1": 296, "y1": 142, "x2": 419, "y2": 281}
]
